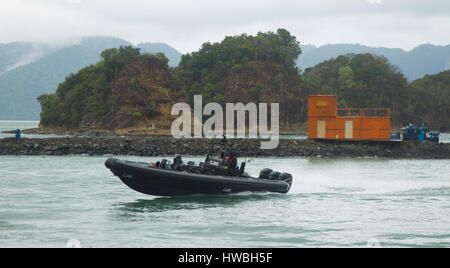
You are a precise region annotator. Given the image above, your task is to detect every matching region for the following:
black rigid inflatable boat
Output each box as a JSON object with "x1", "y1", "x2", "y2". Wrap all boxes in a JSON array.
[{"x1": 105, "y1": 137, "x2": 293, "y2": 197}]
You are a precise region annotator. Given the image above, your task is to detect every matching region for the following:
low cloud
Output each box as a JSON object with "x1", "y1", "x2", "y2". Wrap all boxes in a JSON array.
[{"x1": 1, "y1": 0, "x2": 449, "y2": 52}]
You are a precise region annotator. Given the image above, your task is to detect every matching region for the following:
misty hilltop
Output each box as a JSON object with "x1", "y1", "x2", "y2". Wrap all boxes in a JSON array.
[
  {"x1": 0, "y1": 35, "x2": 450, "y2": 122},
  {"x1": 0, "y1": 37, "x2": 182, "y2": 120}
]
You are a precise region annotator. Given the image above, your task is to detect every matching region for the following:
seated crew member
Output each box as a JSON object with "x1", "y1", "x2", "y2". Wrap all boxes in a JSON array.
[{"x1": 227, "y1": 151, "x2": 238, "y2": 169}]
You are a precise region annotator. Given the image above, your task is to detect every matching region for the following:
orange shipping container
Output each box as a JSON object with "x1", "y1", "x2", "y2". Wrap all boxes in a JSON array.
[{"x1": 308, "y1": 95, "x2": 391, "y2": 141}]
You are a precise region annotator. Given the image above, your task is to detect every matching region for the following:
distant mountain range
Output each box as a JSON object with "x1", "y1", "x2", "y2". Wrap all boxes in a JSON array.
[
  {"x1": 0, "y1": 37, "x2": 449, "y2": 121},
  {"x1": 0, "y1": 37, "x2": 182, "y2": 120},
  {"x1": 297, "y1": 43, "x2": 450, "y2": 81}
]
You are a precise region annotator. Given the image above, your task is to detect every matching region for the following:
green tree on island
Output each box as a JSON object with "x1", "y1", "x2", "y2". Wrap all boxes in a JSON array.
[
  {"x1": 37, "y1": 31, "x2": 450, "y2": 132},
  {"x1": 174, "y1": 28, "x2": 302, "y2": 105},
  {"x1": 302, "y1": 53, "x2": 410, "y2": 125},
  {"x1": 38, "y1": 46, "x2": 170, "y2": 128}
]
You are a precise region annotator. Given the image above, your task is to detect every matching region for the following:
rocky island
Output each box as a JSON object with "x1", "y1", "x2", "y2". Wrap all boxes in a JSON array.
[{"x1": 3, "y1": 30, "x2": 449, "y2": 159}]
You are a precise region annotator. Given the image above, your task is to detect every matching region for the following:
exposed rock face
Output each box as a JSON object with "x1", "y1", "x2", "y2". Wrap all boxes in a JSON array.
[
  {"x1": 224, "y1": 61, "x2": 308, "y2": 125},
  {"x1": 93, "y1": 57, "x2": 185, "y2": 131}
]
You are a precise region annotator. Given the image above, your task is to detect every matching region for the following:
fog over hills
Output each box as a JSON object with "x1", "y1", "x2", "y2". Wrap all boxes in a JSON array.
[
  {"x1": 0, "y1": 37, "x2": 449, "y2": 121},
  {"x1": 0, "y1": 37, "x2": 182, "y2": 120},
  {"x1": 0, "y1": 42, "x2": 57, "y2": 75}
]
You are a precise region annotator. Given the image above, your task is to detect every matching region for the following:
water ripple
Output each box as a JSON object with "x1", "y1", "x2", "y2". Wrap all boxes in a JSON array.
[{"x1": 0, "y1": 154, "x2": 449, "y2": 247}]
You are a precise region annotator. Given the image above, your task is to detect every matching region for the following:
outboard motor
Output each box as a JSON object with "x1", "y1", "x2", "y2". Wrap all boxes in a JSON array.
[
  {"x1": 268, "y1": 171, "x2": 281, "y2": 180},
  {"x1": 259, "y1": 168, "x2": 273, "y2": 179},
  {"x1": 279, "y1": 173, "x2": 293, "y2": 185}
]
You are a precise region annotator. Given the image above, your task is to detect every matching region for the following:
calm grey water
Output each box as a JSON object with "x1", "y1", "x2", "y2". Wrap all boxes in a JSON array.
[
  {"x1": 1, "y1": 121, "x2": 450, "y2": 248},
  {"x1": 0, "y1": 155, "x2": 449, "y2": 248}
]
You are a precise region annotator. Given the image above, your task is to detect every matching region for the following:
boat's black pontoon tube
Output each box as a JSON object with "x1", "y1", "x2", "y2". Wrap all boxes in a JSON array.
[{"x1": 105, "y1": 136, "x2": 293, "y2": 196}]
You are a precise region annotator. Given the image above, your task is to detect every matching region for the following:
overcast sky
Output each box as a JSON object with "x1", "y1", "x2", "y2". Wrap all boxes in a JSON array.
[{"x1": 1, "y1": 0, "x2": 450, "y2": 53}]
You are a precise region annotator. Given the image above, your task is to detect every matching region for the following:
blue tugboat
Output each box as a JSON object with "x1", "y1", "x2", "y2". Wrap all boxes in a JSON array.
[{"x1": 401, "y1": 123, "x2": 440, "y2": 143}]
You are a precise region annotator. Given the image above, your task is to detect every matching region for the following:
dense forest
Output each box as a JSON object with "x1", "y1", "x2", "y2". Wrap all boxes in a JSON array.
[
  {"x1": 407, "y1": 71, "x2": 450, "y2": 130},
  {"x1": 38, "y1": 46, "x2": 181, "y2": 129},
  {"x1": 175, "y1": 29, "x2": 301, "y2": 102},
  {"x1": 302, "y1": 54, "x2": 449, "y2": 129},
  {"x1": 173, "y1": 29, "x2": 311, "y2": 125},
  {"x1": 301, "y1": 54, "x2": 410, "y2": 125},
  {"x1": 38, "y1": 29, "x2": 450, "y2": 132},
  {"x1": 38, "y1": 46, "x2": 141, "y2": 127},
  {"x1": 296, "y1": 43, "x2": 450, "y2": 81}
]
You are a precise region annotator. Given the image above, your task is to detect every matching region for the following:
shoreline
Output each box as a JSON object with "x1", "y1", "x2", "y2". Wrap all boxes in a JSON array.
[
  {"x1": 1, "y1": 136, "x2": 449, "y2": 159},
  {"x1": 2, "y1": 127, "x2": 309, "y2": 137}
]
